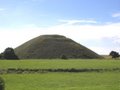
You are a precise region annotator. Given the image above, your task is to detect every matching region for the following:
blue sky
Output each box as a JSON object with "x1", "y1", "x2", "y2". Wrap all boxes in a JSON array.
[
  {"x1": 0, "y1": 0, "x2": 120, "y2": 54},
  {"x1": 0, "y1": 0, "x2": 120, "y2": 27}
]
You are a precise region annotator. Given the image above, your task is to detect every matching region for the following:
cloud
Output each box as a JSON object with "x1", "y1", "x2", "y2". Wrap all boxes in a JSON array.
[
  {"x1": 0, "y1": 21, "x2": 120, "y2": 54},
  {"x1": 59, "y1": 19, "x2": 97, "y2": 25},
  {"x1": 112, "y1": 12, "x2": 120, "y2": 18}
]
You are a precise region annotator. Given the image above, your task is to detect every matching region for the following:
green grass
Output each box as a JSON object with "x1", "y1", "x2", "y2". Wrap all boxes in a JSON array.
[
  {"x1": 0, "y1": 72, "x2": 120, "y2": 90},
  {"x1": 0, "y1": 59, "x2": 120, "y2": 69},
  {"x1": 0, "y1": 59, "x2": 120, "y2": 90}
]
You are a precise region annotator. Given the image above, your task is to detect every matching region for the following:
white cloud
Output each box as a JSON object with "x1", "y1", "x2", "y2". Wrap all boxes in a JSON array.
[
  {"x1": 59, "y1": 19, "x2": 97, "y2": 25},
  {"x1": 112, "y1": 12, "x2": 120, "y2": 18},
  {"x1": 0, "y1": 21, "x2": 120, "y2": 54}
]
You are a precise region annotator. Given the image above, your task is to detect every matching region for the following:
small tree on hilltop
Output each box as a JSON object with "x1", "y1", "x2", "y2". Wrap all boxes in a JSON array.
[
  {"x1": 61, "y1": 55, "x2": 68, "y2": 59},
  {"x1": 3, "y1": 47, "x2": 19, "y2": 60},
  {"x1": 109, "y1": 51, "x2": 119, "y2": 59}
]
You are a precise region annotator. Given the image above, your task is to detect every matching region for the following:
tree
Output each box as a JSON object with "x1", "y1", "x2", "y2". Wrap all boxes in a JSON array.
[
  {"x1": 3, "y1": 47, "x2": 19, "y2": 60},
  {"x1": 0, "y1": 54, "x2": 2, "y2": 59},
  {"x1": 109, "y1": 51, "x2": 119, "y2": 59},
  {"x1": 0, "y1": 53, "x2": 4, "y2": 59}
]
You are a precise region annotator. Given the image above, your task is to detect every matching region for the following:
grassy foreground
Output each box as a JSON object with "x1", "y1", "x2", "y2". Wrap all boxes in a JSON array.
[
  {"x1": 0, "y1": 59, "x2": 120, "y2": 90},
  {"x1": 1, "y1": 72, "x2": 120, "y2": 90}
]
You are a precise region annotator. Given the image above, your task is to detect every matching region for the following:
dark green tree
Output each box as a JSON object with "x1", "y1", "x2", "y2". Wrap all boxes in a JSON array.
[
  {"x1": 3, "y1": 47, "x2": 19, "y2": 60},
  {"x1": 0, "y1": 53, "x2": 4, "y2": 59},
  {"x1": 0, "y1": 54, "x2": 2, "y2": 59},
  {"x1": 109, "y1": 51, "x2": 119, "y2": 59}
]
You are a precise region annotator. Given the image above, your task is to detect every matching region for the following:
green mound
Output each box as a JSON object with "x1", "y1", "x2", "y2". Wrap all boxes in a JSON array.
[{"x1": 15, "y1": 35, "x2": 102, "y2": 59}]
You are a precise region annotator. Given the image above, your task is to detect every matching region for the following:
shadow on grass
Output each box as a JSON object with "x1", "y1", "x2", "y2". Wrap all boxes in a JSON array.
[{"x1": 0, "y1": 68, "x2": 120, "y2": 74}]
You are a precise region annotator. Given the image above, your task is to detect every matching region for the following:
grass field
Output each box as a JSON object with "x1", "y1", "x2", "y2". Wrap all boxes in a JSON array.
[
  {"x1": 0, "y1": 59, "x2": 120, "y2": 90},
  {"x1": 1, "y1": 72, "x2": 120, "y2": 90},
  {"x1": 0, "y1": 59, "x2": 120, "y2": 69}
]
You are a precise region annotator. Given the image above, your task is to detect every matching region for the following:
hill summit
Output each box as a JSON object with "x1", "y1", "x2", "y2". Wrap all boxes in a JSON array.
[{"x1": 15, "y1": 35, "x2": 102, "y2": 59}]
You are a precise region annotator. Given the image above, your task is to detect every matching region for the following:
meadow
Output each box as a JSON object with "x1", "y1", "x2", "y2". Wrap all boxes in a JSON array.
[
  {"x1": 0, "y1": 59, "x2": 120, "y2": 69},
  {"x1": 0, "y1": 59, "x2": 120, "y2": 90}
]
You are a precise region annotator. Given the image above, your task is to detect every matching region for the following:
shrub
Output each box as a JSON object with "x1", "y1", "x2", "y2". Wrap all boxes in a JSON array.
[
  {"x1": 0, "y1": 77, "x2": 4, "y2": 90},
  {"x1": 61, "y1": 55, "x2": 68, "y2": 59}
]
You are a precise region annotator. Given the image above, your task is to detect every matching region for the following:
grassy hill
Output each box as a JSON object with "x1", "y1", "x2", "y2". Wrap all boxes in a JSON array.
[{"x1": 15, "y1": 35, "x2": 102, "y2": 59}]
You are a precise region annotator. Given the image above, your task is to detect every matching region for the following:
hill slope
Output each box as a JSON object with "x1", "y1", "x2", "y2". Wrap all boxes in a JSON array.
[{"x1": 15, "y1": 35, "x2": 102, "y2": 59}]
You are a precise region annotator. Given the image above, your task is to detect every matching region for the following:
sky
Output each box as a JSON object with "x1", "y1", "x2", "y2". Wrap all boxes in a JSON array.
[{"x1": 0, "y1": 0, "x2": 120, "y2": 55}]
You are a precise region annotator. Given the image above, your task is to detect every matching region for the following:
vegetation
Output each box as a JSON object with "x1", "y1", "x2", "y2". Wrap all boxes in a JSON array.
[
  {"x1": 109, "y1": 51, "x2": 119, "y2": 59},
  {"x1": 0, "y1": 77, "x2": 4, "y2": 90},
  {"x1": 0, "y1": 59, "x2": 119, "y2": 69},
  {"x1": 0, "y1": 59, "x2": 119, "y2": 90},
  {"x1": 61, "y1": 55, "x2": 68, "y2": 59},
  {"x1": 0, "y1": 53, "x2": 3, "y2": 59},
  {"x1": 1, "y1": 72, "x2": 120, "y2": 90},
  {"x1": 0, "y1": 47, "x2": 19, "y2": 60},
  {"x1": 15, "y1": 35, "x2": 102, "y2": 59}
]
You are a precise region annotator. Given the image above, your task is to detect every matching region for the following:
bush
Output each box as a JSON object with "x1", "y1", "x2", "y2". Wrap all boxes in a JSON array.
[
  {"x1": 0, "y1": 77, "x2": 4, "y2": 90},
  {"x1": 61, "y1": 55, "x2": 68, "y2": 59}
]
